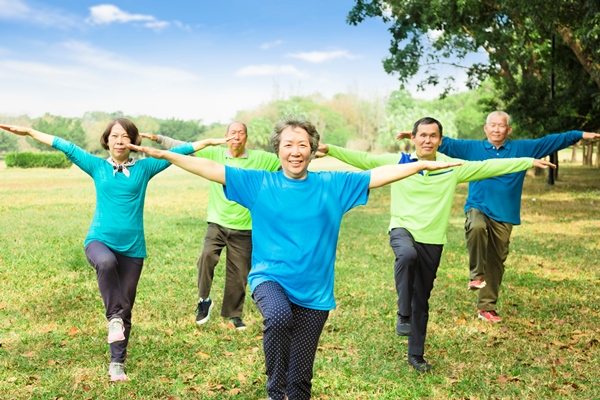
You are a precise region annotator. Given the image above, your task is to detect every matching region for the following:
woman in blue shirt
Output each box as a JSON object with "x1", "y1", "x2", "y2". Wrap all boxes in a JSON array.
[
  {"x1": 0, "y1": 119, "x2": 224, "y2": 382},
  {"x1": 128, "y1": 115, "x2": 461, "y2": 400}
]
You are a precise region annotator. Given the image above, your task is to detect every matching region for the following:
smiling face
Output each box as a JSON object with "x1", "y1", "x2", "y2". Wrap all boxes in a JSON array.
[
  {"x1": 484, "y1": 112, "x2": 512, "y2": 147},
  {"x1": 278, "y1": 126, "x2": 313, "y2": 180},
  {"x1": 411, "y1": 122, "x2": 442, "y2": 160},
  {"x1": 107, "y1": 123, "x2": 132, "y2": 163}
]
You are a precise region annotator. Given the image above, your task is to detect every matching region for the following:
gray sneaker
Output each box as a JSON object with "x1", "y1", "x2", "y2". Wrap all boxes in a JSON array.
[
  {"x1": 107, "y1": 318, "x2": 125, "y2": 343},
  {"x1": 196, "y1": 298, "x2": 213, "y2": 325},
  {"x1": 108, "y1": 362, "x2": 127, "y2": 381}
]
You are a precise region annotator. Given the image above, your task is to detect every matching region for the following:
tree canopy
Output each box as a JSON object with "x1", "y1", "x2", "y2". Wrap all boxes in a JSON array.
[
  {"x1": 29, "y1": 115, "x2": 87, "y2": 151},
  {"x1": 348, "y1": 0, "x2": 600, "y2": 136}
]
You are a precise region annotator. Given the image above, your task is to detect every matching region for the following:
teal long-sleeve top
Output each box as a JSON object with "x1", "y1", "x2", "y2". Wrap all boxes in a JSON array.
[
  {"x1": 327, "y1": 145, "x2": 534, "y2": 245},
  {"x1": 53, "y1": 137, "x2": 194, "y2": 258},
  {"x1": 438, "y1": 131, "x2": 583, "y2": 224}
]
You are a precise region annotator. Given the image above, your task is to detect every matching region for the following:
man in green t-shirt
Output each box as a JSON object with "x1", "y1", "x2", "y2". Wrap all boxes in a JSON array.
[
  {"x1": 143, "y1": 122, "x2": 280, "y2": 330},
  {"x1": 317, "y1": 117, "x2": 554, "y2": 372}
]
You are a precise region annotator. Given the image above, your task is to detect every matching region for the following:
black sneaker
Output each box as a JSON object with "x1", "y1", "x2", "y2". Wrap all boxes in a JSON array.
[
  {"x1": 408, "y1": 354, "x2": 431, "y2": 373},
  {"x1": 229, "y1": 317, "x2": 247, "y2": 331},
  {"x1": 396, "y1": 314, "x2": 412, "y2": 336},
  {"x1": 196, "y1": 299, "x2": 213, "y2": 325}
]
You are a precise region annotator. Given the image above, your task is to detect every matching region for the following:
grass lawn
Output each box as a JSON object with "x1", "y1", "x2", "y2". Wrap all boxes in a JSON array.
[{"x1": 0, "y1": 157, "x2": 599, "y2": 399}]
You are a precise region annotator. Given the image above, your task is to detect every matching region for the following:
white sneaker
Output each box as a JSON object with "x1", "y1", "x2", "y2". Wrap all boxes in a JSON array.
[
  {"x1": 108, "y1": 362, "x2": 127, "y2": 381},
  {"x1": 107, "y1": 318, "x2": 125, "y2": 343}
]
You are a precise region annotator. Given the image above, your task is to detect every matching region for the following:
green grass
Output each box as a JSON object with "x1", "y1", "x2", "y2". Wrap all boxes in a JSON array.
[{"x1": 1, "y1": 160, "x2": 599, "y2": 399}]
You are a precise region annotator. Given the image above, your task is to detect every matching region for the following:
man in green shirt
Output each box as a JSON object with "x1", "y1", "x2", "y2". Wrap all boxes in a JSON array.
[
  {"x1": 317, "y1": 117, "x2": 554, "y2": 372},
  {"x1": 143, "y1": 122, "x2": 280, "y2": 330}
]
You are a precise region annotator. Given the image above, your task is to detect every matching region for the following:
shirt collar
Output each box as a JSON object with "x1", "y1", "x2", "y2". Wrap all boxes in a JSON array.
[
  {"x1": 484, "y1": 140, "x2": 511, "y2": 150},
  {"x1": 225, "y1": 148, "x2": 249, "y2": 159}
]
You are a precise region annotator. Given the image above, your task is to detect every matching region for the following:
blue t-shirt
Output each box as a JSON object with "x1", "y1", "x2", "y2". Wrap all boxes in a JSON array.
[
  {"x1": 223, "y1": 167, "x2": 371, "y2": 311},
  {"x1": 53, "y1": 137, "x2": 194, "y2": 258},
  {"x1": 438, "y1": 131, "x2": 583, "y2": 224}
]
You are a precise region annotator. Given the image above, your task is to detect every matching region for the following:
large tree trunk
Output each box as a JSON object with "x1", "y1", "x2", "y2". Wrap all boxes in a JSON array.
[{"x1": 556, "y1": 25, "x2": 600, "y2": 91}]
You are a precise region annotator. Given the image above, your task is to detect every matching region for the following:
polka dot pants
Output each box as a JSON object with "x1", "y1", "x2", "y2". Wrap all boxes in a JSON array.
[{"x1": 253, "y1": 281, "x2": 329, "y2": 400}]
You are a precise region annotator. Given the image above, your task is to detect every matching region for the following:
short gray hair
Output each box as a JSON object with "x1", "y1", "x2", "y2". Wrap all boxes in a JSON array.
[
  {"x1": 269, "y1": 115, "x2": 320, "y2": 155},
  {"x1": 486, "y1": 111, "x2": 511, "y2": 126}
]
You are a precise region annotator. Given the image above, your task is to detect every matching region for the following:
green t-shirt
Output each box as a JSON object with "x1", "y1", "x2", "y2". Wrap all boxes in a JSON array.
[
  {"x1": 157, "y1": 135, "x2": 280, "y2": 230},
  {"x1": 327, "y1": 145, "x2": 533, "y2": 244}
]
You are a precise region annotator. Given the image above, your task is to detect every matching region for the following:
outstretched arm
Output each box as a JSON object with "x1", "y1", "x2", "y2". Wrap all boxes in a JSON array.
[
  {"x1": 127, "y1": 144, "x2": 226, "y2": 184},
  {"x1": 140, "y1": 132, "x2": 229, "y2": 151},
  {"x1": 582, "y1": 132, "x2": 600, "y2": 140},
  {"x1": 0, "y1": 124, "x2": 54, "y2": 147},
  {"x1": 532, "y1": 159, "x2": 556, "y2": 169},
  {"x1": 368, "y1": 160, "x2": 463, "y2": 189}
]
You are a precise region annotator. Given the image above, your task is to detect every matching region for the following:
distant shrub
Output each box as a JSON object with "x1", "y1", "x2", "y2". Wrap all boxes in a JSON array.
[{"x1": 5, "y1": 152, "x2": 72, "y2": 169}]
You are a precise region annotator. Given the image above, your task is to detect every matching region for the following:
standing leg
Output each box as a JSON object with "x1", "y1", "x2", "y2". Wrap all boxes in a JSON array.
[
  {"x1": 286, "y1": 304, "x2": 329, "y2": 400},
  {"x1": 477, "y1": 218, "x2": 513, "y2": 312},
  {"x1": 252, "y1": 281, "x2": 294, "y2": 400},
  {"x1": 85, "y1": 241, "x2": 143, "y2": 363},
  {"x1": 407, "y1": 242, "x2": 443, "y2": 361},
  {"x1": 221, "y1": 228, "x2": 252, "y2": 319},
  {"x1": 465, "y1": 208, "x2": 489, "y2": 282}
]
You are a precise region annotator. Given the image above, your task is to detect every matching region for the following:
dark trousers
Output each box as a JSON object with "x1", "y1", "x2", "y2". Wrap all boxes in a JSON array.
[
  {"x1": 390, "y1": 228, "x2": 443, "y2": 357},
  {"x1": 85, "y1": 240, "x2": 143, "y2": 363},
  {"x1": 464, "y1": 208, "x2": 513, "y2": 311},
  {"x1": 197, "y1": 223, "x2": 252, "y2": 318},
  {"x1": 252, "y1": 281, "x2": 329, "y2": 400}
]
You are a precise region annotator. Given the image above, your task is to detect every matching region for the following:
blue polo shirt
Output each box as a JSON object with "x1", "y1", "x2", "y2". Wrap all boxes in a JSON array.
[{"x1": 438, "y1": 131, "x2": 583, "y2": 224}]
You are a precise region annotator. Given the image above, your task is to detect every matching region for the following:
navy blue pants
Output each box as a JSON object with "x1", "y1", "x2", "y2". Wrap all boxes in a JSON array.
[
  {"x1": 390, "y1": 228, "x2": 443, "y2": 357},
  {"x1": 85, "y1": 240, "x2": 143, "y2": 363},
  {"x1": 252, "y1": 281, "x2": 329, "y2": 400}
]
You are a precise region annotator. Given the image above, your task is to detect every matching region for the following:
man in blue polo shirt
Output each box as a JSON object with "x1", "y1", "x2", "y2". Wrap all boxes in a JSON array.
[{"x1": 435, "y1": 111, "x2": 599, "y2": 322}]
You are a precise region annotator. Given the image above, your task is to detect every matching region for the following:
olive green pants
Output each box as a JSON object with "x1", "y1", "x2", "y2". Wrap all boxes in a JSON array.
[{"x1": 464, "y1": 208, "x2": 513, "y2": 311}]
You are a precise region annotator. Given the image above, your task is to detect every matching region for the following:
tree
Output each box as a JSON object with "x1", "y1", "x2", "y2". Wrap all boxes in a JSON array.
[
  {"x1": 157, "y1": 118, "x2": 205, "y2": 143},
  {"x1": 0, "y1": 132, "x2": 19, "y2": 153},
  {"x1": 347, "y1": 0, "x2": 600, "y2": 136},
  {"x1": 29, "y1": 114, "x2": 87, "y2": 151}
]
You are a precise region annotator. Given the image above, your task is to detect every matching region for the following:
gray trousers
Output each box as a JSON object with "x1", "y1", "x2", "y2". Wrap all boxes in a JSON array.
[
  {"x1": 464, "y1": 208, "x2": 513, "y2": 311},
  {"x1": 390, "y1": 228, "x2": 443, "y2": 357},
  {"x1": 197, "y1": 223, "x2": 252, "y2": 318},
  {"x1": 85, "y1": 240, "x2": 143, "y2": 363}
]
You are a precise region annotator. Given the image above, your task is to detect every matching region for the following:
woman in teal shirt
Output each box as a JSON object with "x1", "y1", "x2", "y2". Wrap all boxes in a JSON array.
[{"x1": 0, "y1": 119, "x2": 224, "y2": 381}]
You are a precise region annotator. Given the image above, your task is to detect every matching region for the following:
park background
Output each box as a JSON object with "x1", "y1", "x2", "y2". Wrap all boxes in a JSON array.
[{"x1": 1, "y1": 0, "x2": 599, "y2": 399}]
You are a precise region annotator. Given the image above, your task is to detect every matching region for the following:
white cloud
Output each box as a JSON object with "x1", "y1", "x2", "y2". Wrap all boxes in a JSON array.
[
  {"x1": 235, "y1": 64, "x2": 306, "y2": 78},
  {"x1": 87, "y1": 4, "x2": 169, "y2": 29},
  {"x1": 0, "y1": 0, "x2": 79, "y2": 28},
  {"x1": 260, "y1": 40, "x2": 284, "y2": 50},
  {"x1": 286, "y1": 50, "x2": 357, "y2": 63}
]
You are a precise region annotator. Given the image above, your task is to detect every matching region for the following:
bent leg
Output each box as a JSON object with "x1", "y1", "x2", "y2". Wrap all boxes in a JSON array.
[
  {"x1": 197, "y1": 223, "x2": 226, "y2": 301},
  {"x1": 390, "y1": 228, "x2": 419, "y2": 318}
]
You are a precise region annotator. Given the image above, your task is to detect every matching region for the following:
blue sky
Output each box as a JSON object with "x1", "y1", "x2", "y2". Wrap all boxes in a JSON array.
[{"x1": 0, "y1": 0, "x2": 482, "y2": 124}]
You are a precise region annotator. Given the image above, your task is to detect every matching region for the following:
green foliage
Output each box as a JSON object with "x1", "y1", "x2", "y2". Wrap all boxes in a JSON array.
[
  {"x1": 348, "y1": 0, "x2": 600, "y2": 135},
  {"x1": 157, "y1": 118, "x2": 205, "y2": 142},
  {"x1": 0, "y1": 131, "x2": 19, "y2": 153},
  {"x1": 247, "y1": 117, "x2": 272, "y2": 150},
  {"x1": 30, "y1": 114, "x2": 87, "y2": 150},
  {"x1": 5, "y1": 152, "x2": 72, "y2": 168}
]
